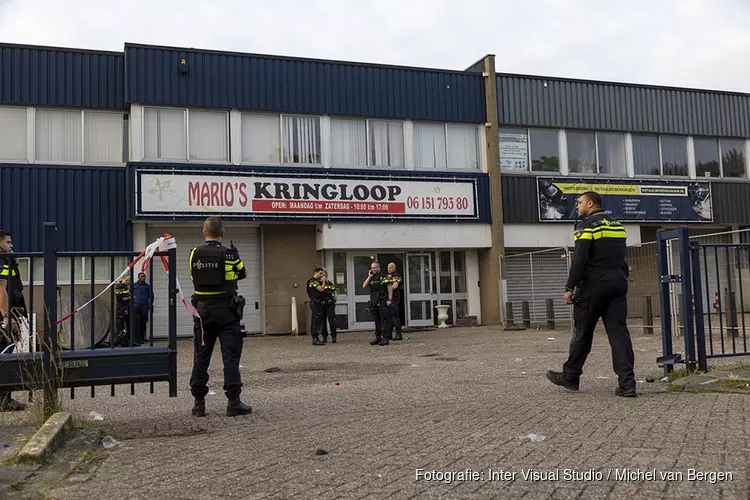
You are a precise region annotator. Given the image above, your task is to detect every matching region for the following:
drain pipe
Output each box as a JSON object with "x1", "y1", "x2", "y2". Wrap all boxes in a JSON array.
[{"x1": 291, "y1": 296, "x2": 298, "y2": 335}]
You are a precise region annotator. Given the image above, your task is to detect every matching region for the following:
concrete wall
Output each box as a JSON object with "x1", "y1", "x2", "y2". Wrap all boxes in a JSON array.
[{"x1": 262, "y1": 225, "x2": 318, "y2": 334}]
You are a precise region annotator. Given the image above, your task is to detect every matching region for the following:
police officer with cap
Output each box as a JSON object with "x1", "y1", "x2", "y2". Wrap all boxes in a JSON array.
[
  {"x1": 320, "y1": 269, "x2": 338, "y2": 344},
  {"x1": 188, "y1": 217, "x2": 252, "y2": 417},
  {"x1": 0, "y1": 229, "x2": 27, "y2": 411},
  {"x1": 306, "y1": 267, "x2": 327, "y2": 346},
  {"x1": 546, "y1": 191, "x2": 637, "y2": 397}
]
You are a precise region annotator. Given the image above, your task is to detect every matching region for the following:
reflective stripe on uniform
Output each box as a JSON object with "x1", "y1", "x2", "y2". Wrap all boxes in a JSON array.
[
  {"x1": 194, "y1": 290, "x2": 224, "y2": 295},
  {"x1": 574, "y1": 225, "x2": 627, "y2": 241},
  {"x1": 225, "y1": 258, "x2": 243, "y2": 281},
  {"x1": 188, "y1": 248, "x2": 196, "y2": 280}
]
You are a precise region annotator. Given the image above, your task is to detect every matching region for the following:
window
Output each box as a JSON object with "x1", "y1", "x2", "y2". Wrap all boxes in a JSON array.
[
  {"x1": 369, "y1": 120, "x2": 404, "y2": 167},
  {"x1": 144, "y1": 107, "x2": 228, "y2": 162},
  {"x1": 632, "y1": 134, "x2": 660, "y2": 175},
  {"x1": 596, "y1": 133, "x2": 627, "y2": 176},
  {"x1": 241, "y1": 113, "x2": 280, "y2": 163},
  {"x1": 17, "y1": 256, "x2": 128, "y2": 285},
  {"x1": 282, "y1": 115, "x2": 321, "y2": 164},
  {"x1": 659, "y1": 136, "x2": 688, "y2": 176},
  {"x1": 0, "y1": 107, "x2": 27, "y2": 161},
  {"x1": 566, "y1": 131, "x2": 597, "y2": 174},
  {"x1": 34, "y1": 109, "x2": 123, "y2": 164},
  {"x1": 529, "y1": 128, "x2": 560, "y2": 172},
  {"x1": 694, "y1": 138, "x2": 720, "y2": 178},
  {"x1": 35, "y1": 109, "x2": 82, "y2": 162},
  {"x1": 414, "y1": 122, "x2": 478, "y2": 170},
  {"x1": 721, "y1": 139, "x2": 746, "y2": 178},
  {"x1": 188, "y1": 110, "x2": 229, "y2": 161},
  {"x1": 498, "y1": 127, "x2": 528, "y2": 171},
  {"x1": 331, "y1": 118, "x2": 367, "y2": 167}
]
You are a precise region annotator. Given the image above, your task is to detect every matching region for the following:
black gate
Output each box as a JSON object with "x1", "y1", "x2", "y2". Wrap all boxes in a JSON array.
[
  {"x1": 0, "y1": 222, "x2": 178, "y2": 417},
  {"x1": 657, "y1": 227, "x2": 750, "y2": 374}
]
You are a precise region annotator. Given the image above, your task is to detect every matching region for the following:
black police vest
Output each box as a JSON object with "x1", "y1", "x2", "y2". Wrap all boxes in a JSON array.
[
  {"x1": 191, "y1": 245, "x2": 235, "y2": 299},
  {"x1": 369, "y1": 275, "x2": 386, "y2": 303}
]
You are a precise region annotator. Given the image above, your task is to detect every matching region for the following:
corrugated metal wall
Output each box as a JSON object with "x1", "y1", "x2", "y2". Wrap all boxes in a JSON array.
[
  {"x1": 0, "y1": 165, "x2": 131, "y2": 252},
  {"x1": 128, "y1": 163, "x2": 492, "y2": 223},
  {"x1": 711, "y1": 182, "x2": 750, "y2": 225},
  {"x1": 124, "y1": 44, "x2": 486, "y2": 123},
  {"x1": 0, "y1": 44, "x2": 125, "y2": 109},
  {"x1": 501, "y1": 175, "x2": 538, "y2": 223},
  {"x1": 497, "y1": 74, "x2": 750, "y2": 137}
]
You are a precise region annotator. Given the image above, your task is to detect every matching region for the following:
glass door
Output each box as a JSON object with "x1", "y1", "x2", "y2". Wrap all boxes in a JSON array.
[
  {"x1": 406, "y1": 253, "x2": 435, "y2": 327},
  {"x1": 349, "y1": 253, "x2": 376, "y2": 331}
]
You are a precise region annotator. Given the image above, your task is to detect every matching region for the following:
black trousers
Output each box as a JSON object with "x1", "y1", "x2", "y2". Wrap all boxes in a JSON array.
[
  {"x1": 133, "y1": 306, "x2": 150, "y2": 343},
  {"x1": 190, "y1": 303, "x2": 243, "y2": 401},
  {"x1": 310, "y1": 300, "x2": 326, "y2": 341},
  {"x1": 373, "y1": 302, "x2": 393, "y2": 340},
  {"x1": 0, "y1": 306, "x2": 27, "y2": 403},
  {"x1": 563, "y1": 279, "x2": 636, "y2": 389},
  {"x1": 322, "y1": 301, "x2": 337, "y2": 340},
  {"x1": 389, "y1": 297, "x2": 402, "y2": 334}
]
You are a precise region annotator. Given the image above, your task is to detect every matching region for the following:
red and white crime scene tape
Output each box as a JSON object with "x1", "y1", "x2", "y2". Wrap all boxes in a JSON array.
[{"x1": 34, "y1": 233, "x2": 206, "y2": 345}]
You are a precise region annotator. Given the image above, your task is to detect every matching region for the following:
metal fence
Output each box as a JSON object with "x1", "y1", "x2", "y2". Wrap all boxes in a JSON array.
[
  {"x1": 501, "y1": 248, "x2": 572, "y2": 328},
  {"x1": 0, "y1": 222, "x2": 178, "y2": 418}
]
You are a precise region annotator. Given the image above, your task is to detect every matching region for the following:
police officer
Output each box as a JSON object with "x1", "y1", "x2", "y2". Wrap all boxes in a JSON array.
[
  {"x1": 188, "y1": 217, "x2": 252, "y2": 417},
  {"x1": 320, "y1": 269, "x2": 337, "y2": 344},
  {"x1": 546, "y1": 191, "x2": 637, "y2": 397},
  {"x1": 114, "y1": 277, "x2": 132, "y2": 347},
  {"x1": 0, "y1": 229, "x2": 27, "y2": 411},
  {"x1": 362, "y1": 261, "x2": 391, "y2": 346},
  {"x1": 306, "y1": 267, "x2": 326, "y2": 346},
  {"x1": 383, "y1": 262, "x2": 403, "y2": 341}
]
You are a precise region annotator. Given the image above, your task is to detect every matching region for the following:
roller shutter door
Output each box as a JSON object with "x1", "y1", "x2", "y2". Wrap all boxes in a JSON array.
[
  {"x1": 146, "y1": 226, "x2": 262, "y2": 338},
  {"x1": 503, "y1": 249, "x2": 572, "y2": 324}
]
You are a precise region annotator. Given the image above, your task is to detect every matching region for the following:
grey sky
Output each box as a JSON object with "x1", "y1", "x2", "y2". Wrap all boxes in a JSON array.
[{"x1": 1, "y1": 0, "x2": 749, "y2": 93}]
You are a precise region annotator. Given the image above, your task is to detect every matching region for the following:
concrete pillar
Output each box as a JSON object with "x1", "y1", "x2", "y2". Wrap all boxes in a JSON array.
[{"x1": 467, "y1": 55, "x2": 503, "y2": 325}]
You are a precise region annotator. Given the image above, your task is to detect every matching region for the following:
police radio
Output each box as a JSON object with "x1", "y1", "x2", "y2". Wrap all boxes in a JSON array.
[{"x1": 228, "y1": 240, "x2": 246, "y2": 321}]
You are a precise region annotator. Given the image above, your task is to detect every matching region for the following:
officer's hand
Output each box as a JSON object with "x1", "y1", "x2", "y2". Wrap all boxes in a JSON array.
[
  {"x1": 386, "y1": 300, "x2": 392, "y2": 306},
  {"x1": 564, "y1": 291, "x2": 573, "y2": 305}
]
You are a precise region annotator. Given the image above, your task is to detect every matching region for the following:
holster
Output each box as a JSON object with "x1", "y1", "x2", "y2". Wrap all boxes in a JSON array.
[
  {"x1": 571, "y1": 283, "x2": 586, "y2": 304},
  {"x1": 232, "y1": 294, "x2": 246, "y2": 320}
]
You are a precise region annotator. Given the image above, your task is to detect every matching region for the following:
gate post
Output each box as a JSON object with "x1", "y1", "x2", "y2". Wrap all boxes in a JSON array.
[
  {"x1": 677, "y1": 228, "x2": 697, "y2": 372},
  {"x1": 656, "y1": 229, "x2": 675, "y2": 376},
  {"x1": 42, "y1": 222, "x2": 58, "y2": 419},
  {"x1": 168, "y1": 246, "x2": 178, "y2": 398},
  {"x1": 690, "y1": 242, "x2": 708, "y2": 373}
]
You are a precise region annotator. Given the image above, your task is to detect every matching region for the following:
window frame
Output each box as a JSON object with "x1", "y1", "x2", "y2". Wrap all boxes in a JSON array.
[
  {"x1": 498, "y1": 126, "x2": 561, "y2": 174},
  {"x1": 141, "y1": 106, "x2": 230, "y2": 164},
  {"x1": 413, "y1": 121, "x2": 479, "y2": 171},
  {"x1": 690, "y1": 136, "x2": 748, "y2": 180},
  {"x1": 32, "y1": 108, "x2": 126, "y2": 166},
  {"x1": 566, "y1": 129, "x2": 627, "y2": 177},
  {"x1": 15, "y1": 256, "x2": 131, "y2": 286},
  {"x1": 0, "y1": 106, "x2": 30, "y2": 163}
]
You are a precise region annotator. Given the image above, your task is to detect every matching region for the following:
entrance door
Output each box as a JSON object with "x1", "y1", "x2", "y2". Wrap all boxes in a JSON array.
[
  {"x1": 349, "y1": 253, "x2": 376, "y2": 330},
  {"x1": 406, "y1": 253, "x2": 435, "y2": 327}
]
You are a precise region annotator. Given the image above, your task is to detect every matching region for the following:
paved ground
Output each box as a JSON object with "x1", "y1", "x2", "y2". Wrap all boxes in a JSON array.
[{"x1": 11, "y1": 326, "x2": 750, "y2": 499}]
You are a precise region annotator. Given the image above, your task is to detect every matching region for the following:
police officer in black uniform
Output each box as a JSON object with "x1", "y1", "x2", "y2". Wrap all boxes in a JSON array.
[
  {"x1": 114, "y1": 277, "x2": 132, "y2": 347},
  {"x1": 0, "y1": 229, "x2": 28, "y2": 411},
  {"x1": 383, "y1": 262, "x2": 403, "y2": 341},
  {"x1": 362, "y1": 261, "x2": 391, "y2": 346},
  {"x1": 320, "y1": 269, "x2": 338, "y2": 344},
  {"x1": 306, "y1": 267, "x2": 327, "y2": 346},
  {"x1": 188, "y1": 217, "x2": 252, "y2": 417},
  {"x1": 546, "y1": 191, "x2": 637, "y2": 397}
]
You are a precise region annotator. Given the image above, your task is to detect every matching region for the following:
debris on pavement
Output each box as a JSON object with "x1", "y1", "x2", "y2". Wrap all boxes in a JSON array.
[
  {"x1": 660, "y1": 376, "x2": 669, "y2": 383},
  {"x1": 646, "y1": 376, "x2": 655, "y2": 383},
  {"x1": 102, "y1": 436, "x2": 121, "y2": 450},
  {"x1": 89, "y1": 411, "x2": 104, "y2": 421},
  {"x1": 547, "y1": 338, "x2": 555, "y2": 341},
  {"x1": 520, "y1": 433, "x2": 546, "y2": 443},
  {"x1": 314, "y1": 448, "x2": 329, "y2": 455},
  {"x1": 208, "y1": 390, "x2": 216, "y2": 396},
  {"x1": 264, "y1": 367, "x2": 282, "y2": 373}
]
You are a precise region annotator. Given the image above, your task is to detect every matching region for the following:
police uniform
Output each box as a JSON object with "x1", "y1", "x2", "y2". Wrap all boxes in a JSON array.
[
  {"x1": 0, "y1": 254, "x2": 27, "y2": 411},
  {"x1": 114, "y1": 281, "x2": 132, "y2": 347},
  {"x1": 188, "y1": 240, "x2": 252, "y2": 417},
  {"x1": 322, "y1": 279, "x2": 337, "y2": 343},
  {"x1": 306, "y1": 275, "x2": 326, "y2": 346},
  {"x1": 549, "y1": 209, "x2": 636, "y2": 396},
  {"x1": 368, "y1": 272, "x2": 391, "y2": 346},
  {"x1": 382, "y1": 272, "x2": 403, "y2": 341}
]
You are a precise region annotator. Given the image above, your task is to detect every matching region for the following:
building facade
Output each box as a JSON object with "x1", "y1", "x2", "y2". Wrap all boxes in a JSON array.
[{"x1": 4, "y1": 41, "x2": 750, "y2": 336}]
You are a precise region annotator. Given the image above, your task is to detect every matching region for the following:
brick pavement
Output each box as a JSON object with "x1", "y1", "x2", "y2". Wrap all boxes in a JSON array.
[{"x1": 28, "y1": 326, "x2": 750, "y2": 499}]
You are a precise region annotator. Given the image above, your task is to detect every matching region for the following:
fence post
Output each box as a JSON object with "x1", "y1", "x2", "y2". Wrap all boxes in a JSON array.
[
  {"x1": 546, "y1": 299, "x2": 555, "y2": 330},
  {"x1": 167, "y1": 246, "x2": 178, "y2": 398},
  {"x1": 521, "y1": 301, "x2": 531, "y2": 328},
  {"x1": 42, "y1": 222, "x2": 58, "y2": 420},
  {"x1": 677, "y1": 228, "x2": 697, "y2": 372},
  {"x1": 656, "y1": 229, "x2": 675, "y2": 376},
  {"x1": 643, "y1": 296, "x2": 654, "y2": 335},
  {"x1": 505, "y1": 302, "x2": 515, "y2": 327},
  {"x1": 690, "y1": 242, "x2": 708, "y2": 373}
]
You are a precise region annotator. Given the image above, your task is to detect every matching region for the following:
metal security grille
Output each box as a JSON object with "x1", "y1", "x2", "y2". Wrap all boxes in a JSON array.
[{"x1": 502, "y1": 248, "x2": 571, "y2": 326}]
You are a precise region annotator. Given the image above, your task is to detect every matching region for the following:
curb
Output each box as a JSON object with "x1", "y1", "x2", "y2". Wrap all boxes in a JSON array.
[{"x1": 17, "y1": 412, "x2": 72, "y2": 464}]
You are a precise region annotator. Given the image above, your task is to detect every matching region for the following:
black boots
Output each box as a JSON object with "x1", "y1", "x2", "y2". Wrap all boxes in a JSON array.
[
  {"x1": 227, "y1": 399, "x2": 252, "y2": 417},
  {"x1": 192, "y1": 398, "x2": 253, "y2": 417},
  {"x1": 191, "y1": 399, "x2": 206, "y2": 417},
  {"x1": 331, "y1": 334, "x2": 337, "y2": 344},
  {"x1": 546, "y1": 370, "x2": 580, "y2": 391},
  {"x1": 370, "y1": 337, "x2": 381, "y2": 345},
  {"x1": 615, "y1": 386, "x2": 637, "y2": 397},
  {"x1": 393, "y1": 332, "x2": 403, "y2": 341},
  {"x1": 312, "y1": 335, "x2": 325, "y2": 346}
]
